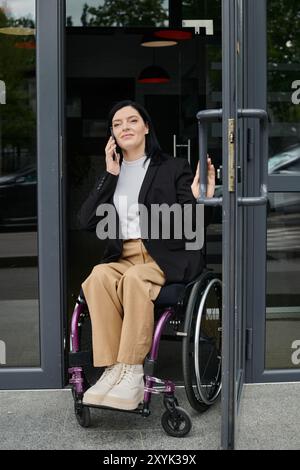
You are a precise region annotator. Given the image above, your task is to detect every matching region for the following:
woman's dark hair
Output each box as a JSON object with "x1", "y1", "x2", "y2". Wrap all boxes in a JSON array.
[{"x1": 107, "y1": 100, "x2": 166, "y2": 164}]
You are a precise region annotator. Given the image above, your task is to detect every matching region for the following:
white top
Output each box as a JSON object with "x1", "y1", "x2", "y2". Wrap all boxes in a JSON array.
[{"x1": 113, "y1": 155, "x2": 150, "y2": 239}]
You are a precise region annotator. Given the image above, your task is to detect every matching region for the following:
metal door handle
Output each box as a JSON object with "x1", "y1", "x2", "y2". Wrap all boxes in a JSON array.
[
  {"x1": 197, "y1": 109, "x2": 223, "y2": 206},
  {"x1": 196, "y1": 108, "x2": 268, "y2": 206},
  {"x1": 173, "y1": 134, "x2": 191, "y2": 164},
  {"x1": 237, "y1": 109, "x2": 268, "y2": 206}
]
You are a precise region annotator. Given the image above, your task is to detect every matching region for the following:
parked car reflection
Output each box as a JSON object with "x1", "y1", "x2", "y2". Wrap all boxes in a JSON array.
[
  {"x1": 268, "y1": 144, "x2": 300, "y2": 176},
  {"x1": 0, "y1": 165, "x2": 37, "y2": 230},
  {"x1": 268, "y1": 144, "x2": 300, "y2": 214},
  {"x1": 266, "y1": 146, "x2": 300, "y2": 258},
  {"x1": 209, "y1": 144, "x2": 300, "y2": 228}
]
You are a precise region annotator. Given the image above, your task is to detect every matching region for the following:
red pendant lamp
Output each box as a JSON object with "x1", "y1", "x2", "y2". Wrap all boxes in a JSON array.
[
  {"x1": 138, "y1": 65, "x2": 170, "y2": 84},
  {"x1": 15, "y1": 40, "x2": 36, "y2": 49},
  {"x1": 138, "y1": 48, "x2": 170, "y2": 84},
  {"x1": 154, "y1": 29, "x2": 193, "y2": 41}
]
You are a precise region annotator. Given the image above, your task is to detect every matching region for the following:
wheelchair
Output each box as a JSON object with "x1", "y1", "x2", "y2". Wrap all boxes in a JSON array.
[{"x1": 68, "y1": 268, "x2": 222, "y2": 437}]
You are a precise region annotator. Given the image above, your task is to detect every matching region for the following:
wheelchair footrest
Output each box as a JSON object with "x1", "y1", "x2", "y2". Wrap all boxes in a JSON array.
[{"x1": 69, "y1": 351, "x2": 93, "y2": 367}]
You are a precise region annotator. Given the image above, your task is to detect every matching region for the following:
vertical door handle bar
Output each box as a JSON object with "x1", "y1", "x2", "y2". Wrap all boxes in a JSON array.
[
  {"x1": 237, "y1": 109, "x2": 268, "y2": 206},
  {"x1": 197, "y1": 109, "x2": 223, "y2": 206},
  {"x1": 196, "y1": 108, "x2": 268, "y2": 206}
]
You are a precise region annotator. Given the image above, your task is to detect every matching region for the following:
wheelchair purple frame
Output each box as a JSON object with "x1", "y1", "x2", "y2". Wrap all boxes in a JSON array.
[{"x1": 68, "y1": 295, "x2": 176, "y2": 414}]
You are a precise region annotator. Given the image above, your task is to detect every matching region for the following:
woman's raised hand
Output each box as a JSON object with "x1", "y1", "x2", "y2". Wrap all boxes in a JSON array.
[
  {"x1": 105, "y1": 136, "x2": 121, "y2": 175},
  {"x1": 191, "y1": 156, "x2": 215, "y2": 199}
]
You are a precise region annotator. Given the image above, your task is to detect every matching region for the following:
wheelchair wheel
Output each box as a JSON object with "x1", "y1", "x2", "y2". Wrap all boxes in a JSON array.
[
  {"x1": 161, "y1": 407, "x2": 192, "y2": 437},
  {"x1": 74, "y1": 397, "x2": 91, "y2": 427},
  {"x1": 182, "y1": 271, "x2": 222, "y2": 411}
]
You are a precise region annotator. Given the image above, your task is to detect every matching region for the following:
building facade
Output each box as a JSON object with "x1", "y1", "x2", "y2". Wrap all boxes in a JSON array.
[{"x1": 0, "y1": 0, "x2": 299, "y2": 448}]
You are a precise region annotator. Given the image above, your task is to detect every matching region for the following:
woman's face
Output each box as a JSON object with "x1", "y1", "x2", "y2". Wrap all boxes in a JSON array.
[{"x1": 111, "y1": 106, "x2": 149, "y2": 152}]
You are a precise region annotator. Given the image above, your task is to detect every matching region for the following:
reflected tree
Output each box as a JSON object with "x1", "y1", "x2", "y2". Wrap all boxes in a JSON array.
[
  {"x1": 80, "y1": 0, "x2": 168, "y2": 27},
  {"x1": 182, "y1": 0, "x2": 221, "y2": 22},
  {"x1": 268, "y1": 0, "x2": 300, "y2": 133},
  {"x1": 0, "y1": 9, "x2": 36, "y2": 173}
]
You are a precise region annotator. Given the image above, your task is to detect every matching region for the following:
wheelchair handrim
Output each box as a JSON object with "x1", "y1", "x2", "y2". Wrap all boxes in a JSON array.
[{"x1": 194, "y1": 278, "x2": 222, "y2": 405}]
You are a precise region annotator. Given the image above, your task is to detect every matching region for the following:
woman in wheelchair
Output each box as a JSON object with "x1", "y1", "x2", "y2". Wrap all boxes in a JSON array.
[{"x1": 76, "y1": 100, "x2": 216, "y2": 414}]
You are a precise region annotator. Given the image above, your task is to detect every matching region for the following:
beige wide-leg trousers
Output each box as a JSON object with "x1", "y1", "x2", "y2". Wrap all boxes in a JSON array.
[{"x1": 81, "y1": 239, "x2": 166, "y2": 367}]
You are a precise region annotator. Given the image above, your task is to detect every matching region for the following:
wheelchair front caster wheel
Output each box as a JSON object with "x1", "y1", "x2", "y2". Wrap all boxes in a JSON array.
[
  {"x1": 74, "y1": 401, "x2": 91, "y2": 428},
  {"x1": 161, "y1": 407, "x2": 192, "y2": 437}
]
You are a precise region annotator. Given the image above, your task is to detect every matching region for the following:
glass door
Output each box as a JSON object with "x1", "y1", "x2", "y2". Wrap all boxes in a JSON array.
[
  {"x1": 220, "y1": 0, "x2": 269, "y2": 448},
  {"x1": 64, "y1": 0, "x2": 223, "y2": 384},
  {"x1": 225, "y1": 0, "x2": 300, "y2": 449}
]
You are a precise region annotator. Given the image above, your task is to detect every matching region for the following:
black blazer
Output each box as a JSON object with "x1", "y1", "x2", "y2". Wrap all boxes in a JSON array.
[{"x1": 78, "y1": 155, "x2": 211, "y2": 284}]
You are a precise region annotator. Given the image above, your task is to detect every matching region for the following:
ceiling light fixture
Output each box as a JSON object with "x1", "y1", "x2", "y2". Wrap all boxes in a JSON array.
[
  {"x1": 0, "y1": 27, "x2": 35, "y2": 36},
  {"x1": 140, "y1": 33, "x2": 177, "y2": 47},
  {"x1": 138, "y1": 65, "x2": 170, "y2": 84}
]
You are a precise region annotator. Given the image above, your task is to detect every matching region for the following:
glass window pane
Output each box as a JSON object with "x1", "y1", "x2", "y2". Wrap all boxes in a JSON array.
[
  {"x1": 266, "y1": 192, "x2": 300, "y2": 369},
  {"x1": 268, "y1": 1, "x2": 300, "y2": 174},
  {"x1": 0, "y1": 0, "x2": 39, "y2": 368}
]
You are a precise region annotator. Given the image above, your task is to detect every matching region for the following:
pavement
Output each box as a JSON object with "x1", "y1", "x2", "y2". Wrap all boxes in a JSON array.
[
  {"x1": 0, "y1": 382, "x2": 300, "y2": 450},
  {"x1": 0, "y1": 388, "x2": 221, "y2": 450}
]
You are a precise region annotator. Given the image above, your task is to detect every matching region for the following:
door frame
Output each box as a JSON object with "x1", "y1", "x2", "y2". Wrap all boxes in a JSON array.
[
  {"x1": 221, "y1": 0, "x2": 270, "y2": 449},
  {"x1": 36, "y1": 0, "x2": 66, "y2": 389},
  {"x1": 220, "y1": 0, "x2": 239, "y2": 450}
]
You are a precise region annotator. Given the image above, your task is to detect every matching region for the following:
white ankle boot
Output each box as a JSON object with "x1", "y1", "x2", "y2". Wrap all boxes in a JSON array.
[
  {"x1": 82, "y1": 363, "x2": 123, "y2": 405},
  {"x1": 100, "y1": 364, "x2": 144, "y2": 410}
]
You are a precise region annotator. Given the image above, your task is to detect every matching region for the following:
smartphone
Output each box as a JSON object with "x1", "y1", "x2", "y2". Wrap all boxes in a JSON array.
[{"x1": 110, "y1": 127, "x2": 119, "y2": 161}]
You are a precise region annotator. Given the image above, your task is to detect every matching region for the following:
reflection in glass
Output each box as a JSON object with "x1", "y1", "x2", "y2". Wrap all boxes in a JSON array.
[
  {"x1": 66, "y1": 1, "x2": 222, "y2": 381},
  {"x1": 266, "y1": 193, "x2": 300, "y2": 369},
  {"x1": 268, "y1": 144, "x2": 300, "y2": 176},
  {"x1": 182, "y1": 0, "x2": 221, "y2": 28},
  {"x1": 267, "y1": 1, "x2": 300, "y2": 172},
  {"x1": 66, "y1": 0, "x2": 169, "y2": 27},
  {"x1": 0, "y1": 1, "x2": 39, "y2": 368}
]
